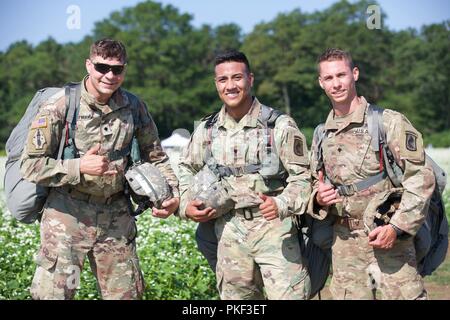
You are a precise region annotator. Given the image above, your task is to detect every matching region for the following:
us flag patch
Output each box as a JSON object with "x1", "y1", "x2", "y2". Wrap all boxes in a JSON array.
[{"x1": 32, "y1": 117, "x2": 47, "y2": 129}]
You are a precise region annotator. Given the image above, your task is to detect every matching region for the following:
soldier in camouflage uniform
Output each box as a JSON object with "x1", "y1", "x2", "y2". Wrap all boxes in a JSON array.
[
  {"x1": 178, "y1": 51, "x2": 311, "y2": 300},
  {"x1": 20, "y1": 39, "x2": 180, "y2": 300},
  {"x1": 308, "y1": 48, "x2": 435, "y2": 299}
]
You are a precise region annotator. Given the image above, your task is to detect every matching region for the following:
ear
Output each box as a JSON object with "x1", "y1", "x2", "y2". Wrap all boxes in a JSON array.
[
  {"x1": 352, "y1": 67, "x2": 359, "y2": 82},
  {"x1": 248, "y1": 72, "x2": 255, "y2": 87},
  {"x1": 85, "y1": 59, "x2": 91, "y2": 74},
  {"x1": 318, "y1": 76, "x2": 324, "y2": 90}
]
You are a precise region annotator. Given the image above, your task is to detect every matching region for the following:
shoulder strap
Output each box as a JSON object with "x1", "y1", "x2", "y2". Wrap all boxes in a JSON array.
[
  {"x1": 335, "y1": 104, "x2": 403, "y2": 196},
  {"x1": 112, "y1": 91, "x2": 142, "y2": 164},
  {"x1": 204, "y1": 104, "x2": 286, "y2": 179},
  {"x1": 260, "y1": 104, "x2": 284, "y2": 129},
  {"x1": 313, "y1": 123, "x2": 326, "y2": 172},
  {"x1": 204, "y1": 111, "x2": 220, "y2": 129},
  {"x1": 202, "y1": 111, "x2": 220, "y2": 163},
  {"x1": 259, "y1": 104, "x2": 284, "y2": 167},
  {"x1": 57, "y1": 82, "x2": 81, "y2": 160},
  {"x1": 367, "y1": 104, "x2": 383, "y2": 153},
  {"x1": 369, "y1": 104, "x2": 403, "y2": 187}
]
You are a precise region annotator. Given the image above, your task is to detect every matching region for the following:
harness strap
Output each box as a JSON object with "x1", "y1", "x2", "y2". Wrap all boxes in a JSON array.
[
  {"x1": 336, "y1": 171, "x2": 387, "y2": 197},
  {"x1": 317, "y1": 104, "x2": 404, "y2": 195},
  {"x1": 211, "y1": 163, "x2": 262, "y2": 178},
  {"x1": 57, "y1": 83, "x2": 81, "y2": 160},
  {"x1": 202, "y1": 104, "x2": 285, "y2": 180}
]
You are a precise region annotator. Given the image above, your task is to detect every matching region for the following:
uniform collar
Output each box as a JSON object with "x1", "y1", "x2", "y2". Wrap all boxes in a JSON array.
[
  {"x1": 217, "y1": 97, "x2": 261, "y2": 130},
  {"x1": 324, "y1": 96, "x2": 368, "y2": 131},
  {"x1": 81, "y1": 75, "x2": 129, "y2": 113}
]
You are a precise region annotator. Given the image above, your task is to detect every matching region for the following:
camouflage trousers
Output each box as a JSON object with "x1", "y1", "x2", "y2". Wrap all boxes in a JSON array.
[
  {"x1": 215, "y1": 212, "x2": 310, "y2": 300},
  {"x1": 330, "y1": 224, "x2": 427, "y2": 300},
  {"x1": 30, "y1": 189, "x2": 145, "y2": 300}
]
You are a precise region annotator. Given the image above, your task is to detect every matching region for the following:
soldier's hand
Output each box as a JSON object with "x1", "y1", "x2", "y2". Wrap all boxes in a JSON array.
[
  {"x1": 259, "y1": 193, "x2": 279, "y2": 221},
  {"x1": 152, "y1": 197, "x2": 180, "y2": 219},
  {"x1": 368, "y1": 225, "x2": 397, "y2": 249},
  {"x1": 186, "y1": 200, "x2": 216, "y2": 222},
  {"x1": 316, "y1": 170, "x2": 342, "y2": 207},
  {"x1": 80, "y1": 144, "x2": 117, "y2": 176}
]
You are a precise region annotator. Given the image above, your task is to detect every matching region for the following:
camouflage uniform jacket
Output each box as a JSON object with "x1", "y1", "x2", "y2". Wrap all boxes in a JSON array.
[
  {"x1": 308, "y1": 97, "x2": 435, "y2": 236},
  {"x1": 20, "y1": 76, "x2": 179, "y2": 198},
  {"x1": 178, "y1": 97, "x2": 311, "y2": 220}
]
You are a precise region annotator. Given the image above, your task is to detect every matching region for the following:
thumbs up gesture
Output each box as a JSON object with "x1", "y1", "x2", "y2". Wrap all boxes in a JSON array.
[
  {"x1": 259, "y1": 193, "x2": 279, "y2": 221},
  {"x1": 316, "y1": 170, "x2": 342, "y2": 207},
  {"x1": 80, "y1": 144, "x2": 117, "y2": 176}
]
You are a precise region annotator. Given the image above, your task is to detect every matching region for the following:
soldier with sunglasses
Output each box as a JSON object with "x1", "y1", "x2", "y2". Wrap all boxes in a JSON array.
[{"x1": 19, "y1": 38, "x2": 180, "y2": 299}]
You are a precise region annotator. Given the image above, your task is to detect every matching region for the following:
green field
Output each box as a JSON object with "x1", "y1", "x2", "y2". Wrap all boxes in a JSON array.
[{"x1": 0, "y1": 149, "x2": 449, "y2": 299}]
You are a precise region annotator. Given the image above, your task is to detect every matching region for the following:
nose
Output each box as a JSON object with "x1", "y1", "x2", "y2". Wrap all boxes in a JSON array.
[
  {"x1": 332, "y1": 77, "x2": 341, "y2": 89},
  {"x1": 225, "y1": 79, "x2": 237, "y2": 91}
]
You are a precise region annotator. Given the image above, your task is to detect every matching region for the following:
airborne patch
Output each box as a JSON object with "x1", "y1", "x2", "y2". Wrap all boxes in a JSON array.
[
  {"x1": 405, "y1": 131, "x2": 417, "y2": 151},
  {"x1": 32, "y1": 129, "x2": 46, "y2": 149},
  {"x1": 293, "y1": 136, "x2": 304, "y2": 157}
]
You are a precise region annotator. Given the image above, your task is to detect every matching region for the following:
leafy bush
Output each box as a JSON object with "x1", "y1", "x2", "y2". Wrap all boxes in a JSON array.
[
  {"x1": 0, "y1": 207, "x2": 39, "y2": 300},
  {"x1": 424, "y1": 131, "x2": 450, "y2": 148},
  {"x1": 444, "y1": 190, "x2": 450, "y2": 228},
  {"x1": 0, "y1": 202, "x2": 218, "y2": 300}
]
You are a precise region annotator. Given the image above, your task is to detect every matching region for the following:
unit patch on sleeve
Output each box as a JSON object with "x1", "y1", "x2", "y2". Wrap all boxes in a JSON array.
[
  {"x1": 32, "y1": 129, "x2": 46, "y2": 150},
  {"x1": 405, "y1": 131, "x2": 417, "y2": 152},
  {"x1": 293, "y1": 136, "x2": 304, "y2": 157}
]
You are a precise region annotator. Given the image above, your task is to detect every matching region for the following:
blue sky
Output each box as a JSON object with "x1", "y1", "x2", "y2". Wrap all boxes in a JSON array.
[{"x1": 1, "y1": 0, "x2": 449, "y2": 52}]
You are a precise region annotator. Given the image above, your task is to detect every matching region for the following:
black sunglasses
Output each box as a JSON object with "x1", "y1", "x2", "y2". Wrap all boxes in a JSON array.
[{"x1": 92, "y1": 61, "x2": 126, "y2": 75}]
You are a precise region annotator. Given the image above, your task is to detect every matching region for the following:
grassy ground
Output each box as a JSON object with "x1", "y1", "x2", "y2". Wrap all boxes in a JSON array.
[{"x1": 1, "y1": 147, "x2": 449, "y2": 299}]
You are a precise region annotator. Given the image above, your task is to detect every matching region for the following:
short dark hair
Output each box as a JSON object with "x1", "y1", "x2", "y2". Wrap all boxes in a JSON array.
[
  {"x1": 214, "y1": 50, "x2": 251, "y2": 73},
  {"x1": 90, "y1": 38, "x2": 128, "y2": 63},
  {"x1": 317, "y1": 48, "x2": 354, "y2": 72}
]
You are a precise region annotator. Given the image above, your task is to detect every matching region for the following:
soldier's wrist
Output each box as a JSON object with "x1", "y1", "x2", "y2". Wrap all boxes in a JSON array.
[{"x1": 389, "y1": 223, "x2": 405, "y2": 238}]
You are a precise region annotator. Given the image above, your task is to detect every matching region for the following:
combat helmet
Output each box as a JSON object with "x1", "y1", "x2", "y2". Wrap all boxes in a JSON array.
[
  {"x1": 125, "y1": 162, "x2": 172, "y2": 215},
  {"x1": 362, "y1": 188, "x2": 404, "y2": 234},
  {"x1": 189, "y1": 164, "x2": 235, "y2": 218}
]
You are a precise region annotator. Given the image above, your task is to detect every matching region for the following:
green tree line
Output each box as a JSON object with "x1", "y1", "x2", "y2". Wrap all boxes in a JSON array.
[{"x1": 1, "y1": 0, "x2": 449, "y2": 150}]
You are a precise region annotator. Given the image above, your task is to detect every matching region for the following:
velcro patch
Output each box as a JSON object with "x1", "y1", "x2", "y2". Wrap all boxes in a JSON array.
[
  {"x1": 31, "y1": 117, "x2": 47, "y2": 129},
  {"x1": 405, "y1": 131, "x2": 417, "y2": 151}
]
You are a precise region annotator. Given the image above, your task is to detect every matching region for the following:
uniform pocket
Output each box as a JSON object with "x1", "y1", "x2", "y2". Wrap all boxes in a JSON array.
[
  {"x1": 35, "y1": 248, "x2": 58, "y2": 272},
  {"x1": 126, "y1": 217, "x2": 138, "y2": 244},
  {"x1": 216, "y1": 268, "x2": 224, "y2": 295},
  {"x1": 290, "y1": 268, "x2": 310, "y2": 299}
]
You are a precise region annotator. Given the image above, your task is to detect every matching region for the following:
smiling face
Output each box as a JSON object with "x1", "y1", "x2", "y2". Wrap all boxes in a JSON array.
[
  {"x1": 85, "y1": 55, "x2": 126, "y2": 103},
  {"x1": 214, "y1": 61, "x2": 254, "y2": 113},
  {"x1": 318, "y1": 59, "x2": 359, "y2": 107}
]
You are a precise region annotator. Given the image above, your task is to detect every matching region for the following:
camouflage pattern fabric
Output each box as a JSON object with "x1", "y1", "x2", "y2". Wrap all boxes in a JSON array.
[
  {"x1": 20, "y1": 76, "x2": 179, "y2": 198},
  {"x1": 330, "y1": 224, "x2": 426, "y2": 300},
  {"x1": 215, "y1": 213, "x2": 310, "y2": 299},
  {"x1": 20, "y1": 76, "x2": 179, "y2": 299},
  {"x1": 179, "y1": 98, "x2": 312, "y2": 299},
  {"x1": 308, "y1": 97, "x2": 435, "y2": 300},
  {"x1": 30, "y1": 190, "x2": 144, "y2": 300},
  {"x1": 179, "y1": 98, "x2": 311, "y2": 220}
]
